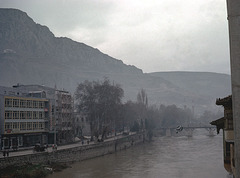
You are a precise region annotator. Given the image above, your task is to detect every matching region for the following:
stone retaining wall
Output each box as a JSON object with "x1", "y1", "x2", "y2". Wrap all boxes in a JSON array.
[{"x1": 0, "y1": 132, "x2": 145, "y2": 169}]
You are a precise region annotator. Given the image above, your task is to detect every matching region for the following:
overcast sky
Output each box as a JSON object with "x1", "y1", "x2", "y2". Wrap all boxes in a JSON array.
[{"x1": 1, "y1": 0, "x2": 230, "y2": 74}]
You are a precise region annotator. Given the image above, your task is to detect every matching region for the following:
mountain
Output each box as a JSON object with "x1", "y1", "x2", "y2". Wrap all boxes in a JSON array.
[
  {"x1": 149, "y1": 72, "x2": 231, "y2": 114},
  {"x1": 149, "y1": 71, "x2": 231, "y2": 100},
  {"x1": 0, "y1": 9, "x2": 142, "y2": 85},
  {"x1": 0, "y1": 8, "x2": 231, "y2": 115}
]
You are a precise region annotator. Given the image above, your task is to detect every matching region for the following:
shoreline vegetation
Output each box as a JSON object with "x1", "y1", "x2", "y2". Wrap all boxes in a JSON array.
[{"x1": 0, "y1": 162, "x2": 70, "y2": 178}]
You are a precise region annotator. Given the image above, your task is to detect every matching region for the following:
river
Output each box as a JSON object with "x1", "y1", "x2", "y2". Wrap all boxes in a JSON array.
[{"x1": 47, "y1": 129, "x2": 231, "y2": 178}]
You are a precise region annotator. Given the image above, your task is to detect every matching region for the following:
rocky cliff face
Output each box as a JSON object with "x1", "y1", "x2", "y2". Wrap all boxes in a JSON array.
[
  {"x1": 0, "y1": 9, "x2": 55, "y2": 57},
  {"x1": 0, "y1": 8, "x2": 142, "y2": 74},
  {"x1": 0, "y1": 8, "x2": 231, "y2": 115}
]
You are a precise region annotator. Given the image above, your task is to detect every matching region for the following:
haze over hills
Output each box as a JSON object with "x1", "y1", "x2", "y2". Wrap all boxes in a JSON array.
[
  {"x1": 0, "y1": 8, "x2": 231, "y2": 116},
  {"x1": 149, "y1": 71, "x2": 231, "y2": 100}
]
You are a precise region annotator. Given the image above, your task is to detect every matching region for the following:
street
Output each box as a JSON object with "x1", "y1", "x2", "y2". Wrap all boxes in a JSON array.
[{"x1": 0, "y1": 132, "x2": 135, "y2": 158}]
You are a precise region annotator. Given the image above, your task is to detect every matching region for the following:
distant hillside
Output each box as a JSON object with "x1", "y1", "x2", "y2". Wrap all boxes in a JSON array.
[
  {"x1": 149, "y1": 71, "x2": 231, "y2": 99},
  {"x1": 0, "y1": 8, "x2": 142, "y2": 87},
  {"x1": 0, "y1": 8, "x2": 231, "y2": 115}
]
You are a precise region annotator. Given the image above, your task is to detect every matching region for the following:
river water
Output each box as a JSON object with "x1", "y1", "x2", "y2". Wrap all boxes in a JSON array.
[{"x1": 48, "y1": 129, "x2": 231, "y2": 178}]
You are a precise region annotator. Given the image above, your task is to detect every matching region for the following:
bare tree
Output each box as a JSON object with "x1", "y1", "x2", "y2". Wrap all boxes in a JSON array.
[
  {"x1": 136, "y1": 89, "x2": 148, "y2": 130},
  {"x1": 137, "y1": 88, "x2": 148, "y2": 107},
  {"x1": 75, "y1": 79, "x2": 124, "y2": 141}
]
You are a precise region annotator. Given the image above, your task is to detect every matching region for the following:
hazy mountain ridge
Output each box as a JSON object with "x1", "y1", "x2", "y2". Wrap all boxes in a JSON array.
[
  {"x1": 0, "y1": 8, "x2": 231, "y2": 115},
  {"x1": 149, "y1": 71, "x2": 231, "y2": 99},
  {"x1": 0, "y1": 8, "x2": 142, "y2": 74}
]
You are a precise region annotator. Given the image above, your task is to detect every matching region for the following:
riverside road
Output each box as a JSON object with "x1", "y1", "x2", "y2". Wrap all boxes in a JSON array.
[{"x1": 0, "y1": 132, "x2": 135, "y2": 159}]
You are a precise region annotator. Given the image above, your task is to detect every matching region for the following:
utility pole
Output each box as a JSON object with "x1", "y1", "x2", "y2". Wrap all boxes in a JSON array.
[{"x1": 226, "y1": 0, "x2": 240, "y2": 177}]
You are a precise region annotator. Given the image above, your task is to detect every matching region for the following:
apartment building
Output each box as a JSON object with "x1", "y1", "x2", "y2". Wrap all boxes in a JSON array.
[
  {"x1": 0, "y1": 86, "x2": 49, "y2": 149},
  {"x1": 55, "y1": 90, "x2": 74, "y2": 144},
  {"x1": 13, "y1": 84, "x2": 74, "y2": 145}
]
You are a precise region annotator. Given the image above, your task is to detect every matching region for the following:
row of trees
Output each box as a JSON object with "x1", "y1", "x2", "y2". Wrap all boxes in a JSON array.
[{"x1": 75, "y1": 79, "x2": 194, "y2": 141}]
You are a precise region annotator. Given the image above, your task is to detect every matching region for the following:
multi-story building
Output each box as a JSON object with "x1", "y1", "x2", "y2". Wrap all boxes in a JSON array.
[
  {"x1": 13, "y1": 84, "x2": 74, "y2": 145},
  {"x1": 211, "y1": 95, "x2": 235, "y2": 176},
  {"x1": 0, "y1": 86, "x2": 49, "y2": 149},
  {"x1": 55, "y1": 90, "x2": 74, "y2": 144}
]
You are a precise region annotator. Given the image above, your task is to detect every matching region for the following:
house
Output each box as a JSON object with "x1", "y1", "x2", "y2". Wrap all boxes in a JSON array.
[
  {"x1": 74, "y1": 111, "x2": 91, "y2": 138},
  {"x1": 211, "y1": 95, "x2": 235, "y2": 176}
]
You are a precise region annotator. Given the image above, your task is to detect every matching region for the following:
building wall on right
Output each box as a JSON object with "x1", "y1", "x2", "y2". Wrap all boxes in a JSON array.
[{"x1": 226, "y1": 0, "x2": 240, "y2": 177}]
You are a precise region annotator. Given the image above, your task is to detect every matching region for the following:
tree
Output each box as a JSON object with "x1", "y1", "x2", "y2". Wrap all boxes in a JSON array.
[
  {"x1": 160, "y1": 104, "x2": 190, "y2": 127},
  {"x1": 75, "y1": 79, "x2": 124, "y2": 140},
  {"x1": 122, "y1": 101, "x2": 141, "y2": 132},
  {"x1": 121, "y1": 89, "x2": 149, "y2": 133},
  {"x1": 137, "y1": 88, "x2": 148, "y2": 107},
  {"x1": 75, "y1": 80, "x2": 98, "y2": 140},
  {"x1": 145, "y1": 105, "x2": 160, "y2": 140},
  {"x1": 136, "y1": 89, "x2": 148, "y2": 130}
]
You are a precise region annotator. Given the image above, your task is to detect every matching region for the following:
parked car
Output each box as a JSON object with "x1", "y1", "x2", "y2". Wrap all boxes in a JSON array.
[
  {"x1": 123, "y1": 131, "x2": 129, "y2": 135},
  {"x1": 33, "y1": 143, "x2": 46, "y2": 152}
]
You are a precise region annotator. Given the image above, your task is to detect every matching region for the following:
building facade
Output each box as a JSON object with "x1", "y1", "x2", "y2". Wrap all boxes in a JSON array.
[
  {"x1": 55, "y1": 90, "x2": 74, "y2": 144},
  {"x1": 13, "y1": 84, "x2": 74, "y2": 145},
  {"x1": 211, "y1": 95, "x2": 235, "y2": 176},
  {"x1": 0, "y1": 86, "x2": 49, "y2": 149},
  {"x1": 74, "y1": 111, "x2": 91, "y2": 138}
]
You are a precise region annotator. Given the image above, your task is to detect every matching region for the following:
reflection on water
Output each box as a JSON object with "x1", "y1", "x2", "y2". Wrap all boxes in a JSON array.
[{"x1": 48, "y1": 129, "x2": 230, "y2": 178}]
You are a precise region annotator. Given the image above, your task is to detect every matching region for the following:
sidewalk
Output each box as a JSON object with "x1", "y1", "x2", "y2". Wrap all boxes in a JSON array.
[{"x1": 0, "y1": 132, "x2": 136, "y2": 159}]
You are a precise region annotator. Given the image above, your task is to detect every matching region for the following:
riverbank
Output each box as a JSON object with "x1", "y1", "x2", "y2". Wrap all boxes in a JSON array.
[
  {"x1": 47, "y1": 130, "x2": 227, "y2": 178},
  {"x1": 0, "y1": 162, "x2": 70, "y2": 178},
  {"x1": 0, "y1": 132, "x2": 145, "y2": 177}
]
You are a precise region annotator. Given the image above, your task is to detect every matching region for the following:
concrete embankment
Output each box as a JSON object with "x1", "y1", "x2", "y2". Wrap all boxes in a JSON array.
[{"x1": 0, "y1": 132, "x2": 145, "y2": 169}]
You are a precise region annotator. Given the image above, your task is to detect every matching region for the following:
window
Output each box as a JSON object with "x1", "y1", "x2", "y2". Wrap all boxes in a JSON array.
[
  {"x1": 39, "y1": 101, "x2": 44, "y2": 108},
  {"x1": 33, "y1": 111, "x2": 38, "y2": 119},
  {"x1": 5, "y1": 111, "x2": 12, "y2": 119},
  {"x1": 4, "y1": 123, "x2": 12, "y2": 130},
  {"x1": 13, "y1": 99, "x2": 19, "y2": 107},
  {"x1": 5, "y1": 98, "x2": 13, "y2": 107},
  {"x1": 20, "y1": 99, "x2": 26, "y2": 108},
  {"x1": 27, "y1": 122, "x2": 32, "y2": 130},
  {"x1": 27, "y1": 111, "x2": 32, "y2": 119},
  {"x1": 33, "y1": 101, "x2": 38, "y2": 108},
  {"x1": 18, "y1": 136, "x2": 23, "y2": 146},
  {"x1": 33, "y1": 122, "x2": 38, "y2": 130},
  {"x1": 13, "y1": 111, "x2": 19, "y2": 119},
  {"x1": 39, "y1": 122, "x2": 44, "y2": 129},
  {"x1": 20, "y1": 111, "x2": 26, "y2": 119},
  {"x1": 27, "y1": 100, "x2": 32, "y2": 108},
  {"x1": 39, "y1": 112, "x2": 44, "y2": 119},
  {"x1": 13, "y1": 123, "x2": 18, "y2": 129},
  {"x1": 20, "y1": 122, "x2": 26, "y2": 130}
]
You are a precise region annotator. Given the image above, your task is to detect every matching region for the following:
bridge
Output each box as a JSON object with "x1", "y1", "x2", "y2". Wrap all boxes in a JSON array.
[{"x1": 157, "y1": 126, "x2": 216, "y2": 137}]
